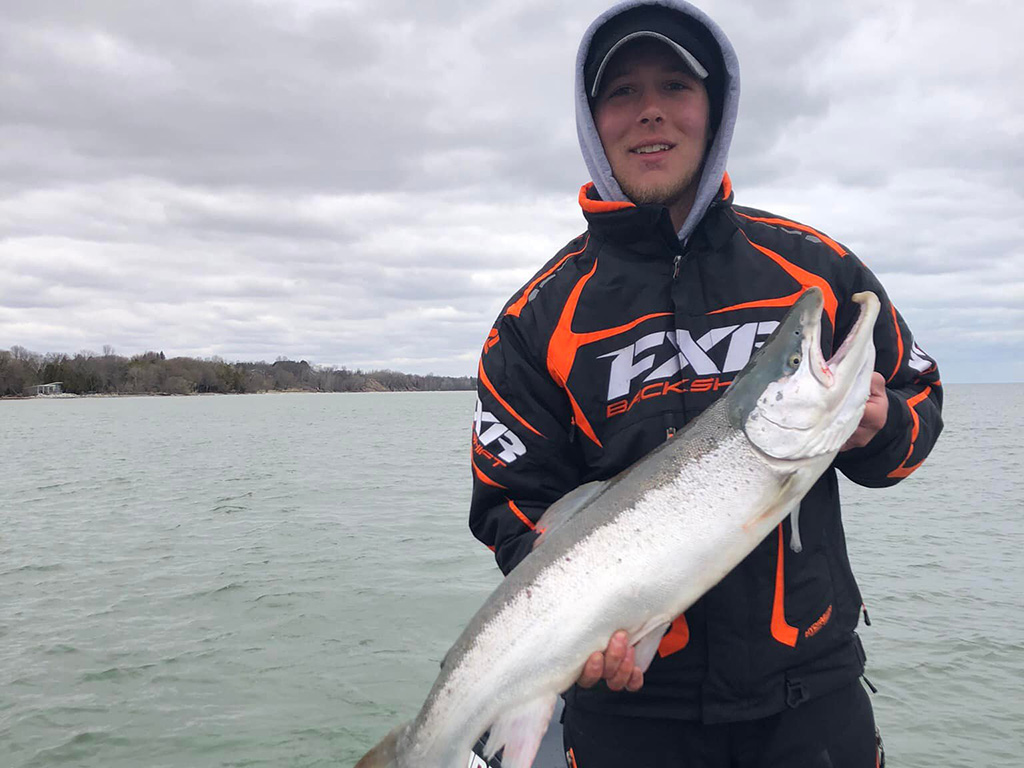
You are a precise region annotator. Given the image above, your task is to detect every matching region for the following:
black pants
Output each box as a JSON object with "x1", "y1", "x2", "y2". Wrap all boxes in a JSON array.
[{"x1": 563, "y1": 680, "x2": 880, "y2": 768}]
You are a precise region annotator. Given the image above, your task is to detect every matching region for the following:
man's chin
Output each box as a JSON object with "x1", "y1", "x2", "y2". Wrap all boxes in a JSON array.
[
  {"x1": 620, "y1": 178, "x2": 696, "y2": 208},
  {"x1": 627, "y1": 188, "x2": 674, "y2": 206}
]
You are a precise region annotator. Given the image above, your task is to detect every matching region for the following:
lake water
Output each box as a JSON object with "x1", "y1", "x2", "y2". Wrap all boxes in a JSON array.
[{"x1": 1, "y1": 387, "x2": 1021, "y2": 767}]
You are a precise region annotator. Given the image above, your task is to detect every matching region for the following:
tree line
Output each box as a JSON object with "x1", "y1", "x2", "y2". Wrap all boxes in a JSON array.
[{"x1": 0, "y1": 346, "x2": 476, "y2": 397}]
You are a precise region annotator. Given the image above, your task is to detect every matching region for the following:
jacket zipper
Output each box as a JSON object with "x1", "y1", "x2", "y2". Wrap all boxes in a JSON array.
[{"x1": 673, "y1": 252, "x2": 683, "y2": 279}]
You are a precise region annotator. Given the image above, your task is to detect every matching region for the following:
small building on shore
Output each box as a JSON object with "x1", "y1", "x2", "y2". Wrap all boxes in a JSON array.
[{"x1": 31, "y1": 382, "x2": 63, "y2": 396}]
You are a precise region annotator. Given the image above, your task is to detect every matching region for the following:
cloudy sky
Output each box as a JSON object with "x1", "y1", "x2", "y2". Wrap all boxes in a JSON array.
[{"x1": 1, "y1": 0, "x2": 1021, "y2": 381}]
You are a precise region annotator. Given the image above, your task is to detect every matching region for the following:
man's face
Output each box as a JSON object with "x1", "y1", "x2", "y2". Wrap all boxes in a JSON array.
[{"x1": 593, "y1": 39, "x2": 710, "y2": 212}]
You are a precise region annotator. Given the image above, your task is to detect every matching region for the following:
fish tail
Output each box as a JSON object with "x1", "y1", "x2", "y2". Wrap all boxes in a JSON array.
[{"x1": 354, "y1": 722, "x2": 408, "y2": 768}]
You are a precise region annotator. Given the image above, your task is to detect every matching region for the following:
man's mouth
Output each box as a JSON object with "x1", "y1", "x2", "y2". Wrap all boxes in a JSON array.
[{"x1": 630, "y1": 143, "x2": 673, "y2": 155}]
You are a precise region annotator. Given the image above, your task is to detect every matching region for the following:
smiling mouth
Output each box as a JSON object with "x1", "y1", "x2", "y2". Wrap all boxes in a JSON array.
[{"x1": 630, "y1": 143, "x2": 674, "y2": 154}]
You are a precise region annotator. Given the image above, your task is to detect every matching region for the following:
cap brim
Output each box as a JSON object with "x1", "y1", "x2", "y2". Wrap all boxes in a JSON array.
[{"x1": 590, "y1": 31, "x2": 709, "y2": 98}]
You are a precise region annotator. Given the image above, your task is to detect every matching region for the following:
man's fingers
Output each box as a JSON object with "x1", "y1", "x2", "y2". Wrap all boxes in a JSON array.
[
  {"x1": 606, "y1": 645, "x2": 636, "y2": 691},
  {"x1": 841, "y1": 373, "x2": 888, "y2": 451},
  {"x1": 577, "y1": 630, "x2": 645, "y2": 692},
  {"x1": 601, "y1": 630, "x2": 629, "y2": 679},
  {"x1": 870, "y1": 371, "x2": 886, "y2": 397},
  {"x1": 577, "y1": 651, "x2": 604, "y2": 688},
  {"x1": 625, "y1": 666, "x2": 644, "y2": 692}
]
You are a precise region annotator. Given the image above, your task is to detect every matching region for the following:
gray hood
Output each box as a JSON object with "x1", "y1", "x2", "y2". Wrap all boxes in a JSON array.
[{"x1": 575, "y1": 0, "x2": 740, "y2": 244}]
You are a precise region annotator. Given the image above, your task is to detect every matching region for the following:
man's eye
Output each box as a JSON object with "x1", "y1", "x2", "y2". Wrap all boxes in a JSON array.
[{"x1": 607, "y1": 85, "x2": 632, "y2": 98}]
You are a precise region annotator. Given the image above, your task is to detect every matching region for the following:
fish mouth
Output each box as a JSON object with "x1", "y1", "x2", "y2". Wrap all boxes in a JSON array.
[
  {"x1": 823, "y1": 292, "x2": 879, "y2": 382},
  {"x1": 797, "y1": 290, "x2": 880, "y2": 391},
  {"x1": 735, "y1": 287, "x2": 881, "y2": 459},
  {"x1": 725, "y1": 287, "x2": 880, "y2": 455},
  {"x1": 830, "y1": 292, "x2": 877, "y2": 365},
  {"x1": 792, "y1": 291, "x2": 879, "y2": 425}
]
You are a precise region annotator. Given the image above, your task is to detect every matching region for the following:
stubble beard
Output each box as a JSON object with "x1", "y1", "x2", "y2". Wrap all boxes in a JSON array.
[{"x1": 618, "y1": 168, "x2": 701, "y2": 211}]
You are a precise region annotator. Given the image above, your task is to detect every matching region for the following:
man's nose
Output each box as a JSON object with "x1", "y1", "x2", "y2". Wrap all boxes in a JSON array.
[{"x1": 638, "y1": 94, "x2": 665, "y2": 125}]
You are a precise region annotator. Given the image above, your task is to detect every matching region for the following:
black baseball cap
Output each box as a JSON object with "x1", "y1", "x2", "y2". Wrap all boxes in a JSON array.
[{"x1": 584, "y1": 5, "x2": 724, "y2": 127}]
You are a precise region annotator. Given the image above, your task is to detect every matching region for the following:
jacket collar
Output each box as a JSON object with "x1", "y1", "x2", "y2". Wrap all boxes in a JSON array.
[{"x1": 577, "y1": 174, "x2": 734, "y2": 257}]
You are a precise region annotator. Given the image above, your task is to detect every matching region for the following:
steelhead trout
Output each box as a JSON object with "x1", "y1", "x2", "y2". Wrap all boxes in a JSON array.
[{"x1": 356, "y1": 287, "x2": 880, "y2": 768}]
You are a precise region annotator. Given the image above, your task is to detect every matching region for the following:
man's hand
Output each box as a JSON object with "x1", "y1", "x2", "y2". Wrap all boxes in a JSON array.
[
  {"x1": 841, "y1": 372, "x2": 888, "y2": 451},
  {"x1": 577, "y1": 630, "x2": 644, "y2": 692}
]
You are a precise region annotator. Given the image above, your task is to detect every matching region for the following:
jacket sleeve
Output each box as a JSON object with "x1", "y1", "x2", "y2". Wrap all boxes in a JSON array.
[
  {"x1": 832, "y1": 255, "x2": 944, "y2": 487},
  {"x1": 469, "y1": 315, "x2": 583, "y2": 575}
]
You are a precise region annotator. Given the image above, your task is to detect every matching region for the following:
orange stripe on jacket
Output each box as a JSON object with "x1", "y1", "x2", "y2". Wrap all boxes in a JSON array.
[
  {"x1": 709, "y1": 290, "x2": 806, "y2": 315},
  {"x1": 887, "y1": 303, "x2": 905, "y2": 383},
  {"x1": 735, "y1": 211, "x2": 847, "y2": 259},
  {"x1": 906, "y1": 386, "x2": 933, "y2": 442},
  {"x1": 887, "y1": 385, "x2": 936, "y2": 479},
  {"x1": 771, "y1": 524, "x2": 799, "y2": 647},
  {"x1": 709, "y1": 232, "x2": 838, "y2": 330},
  {"x1": 505, "y1": 236, "x2": 589, "y2": 319},
  {"x1": 578, "y1": 182, "x2": 635, "y2": 214},
  {"x1": 658, "y1": 614, "x2": 690, "y2": 657},
  {"x1": 546, "y1": 257, "x2": 672, "y2": 448},
  {"x1": 507, "y1": 499, "x2": 535, "y2": 530},
  {"x1": 472, "y1": 460, "x2": 507, "y2": 490},
  {"x1": 478, "y1": 359, "x2": 545, "y2": 439}
]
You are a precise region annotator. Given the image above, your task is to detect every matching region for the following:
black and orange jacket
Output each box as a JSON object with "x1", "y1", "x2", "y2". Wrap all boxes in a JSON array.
[{"x1": 469, "y1": 176, "x2": 943, "y2": 724}]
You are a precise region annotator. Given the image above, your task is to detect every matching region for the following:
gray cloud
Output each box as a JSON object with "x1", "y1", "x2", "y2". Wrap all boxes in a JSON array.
[{"x1": 1, "y1": 0, "x2": 1021, "y2": 381}]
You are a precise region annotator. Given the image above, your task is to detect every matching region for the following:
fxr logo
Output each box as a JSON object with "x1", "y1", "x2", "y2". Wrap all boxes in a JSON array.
[
  {"x1": 474, "y1": 399, "x2": 526, "y2": 464},
  {"x1": 908, "y1": 342, "x2": 935, "y2": 374},
  {"x1": 598, "y1": 321, "x2": 779, "y2": 400}
]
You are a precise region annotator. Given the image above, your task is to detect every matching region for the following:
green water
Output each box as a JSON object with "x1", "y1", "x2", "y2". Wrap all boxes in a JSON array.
[{"x1": 1, "y1": 387, "x2": 1021, "y2": 766}]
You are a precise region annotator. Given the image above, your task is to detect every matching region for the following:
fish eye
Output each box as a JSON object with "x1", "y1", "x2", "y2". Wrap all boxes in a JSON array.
[{"x1": 788, "y1": 354, "x2": 801, "y2": 368}]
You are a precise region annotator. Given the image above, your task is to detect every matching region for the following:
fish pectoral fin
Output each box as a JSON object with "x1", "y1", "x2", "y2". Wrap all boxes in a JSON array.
[
  {"x1": 742, "y1": 472, "x2": 801, "y2": 533},
  {"x1": 536, "y1": 480, "x2": 608, "y2": 538},
  {"x1": 535, "y1": 480, "x2": 608, "y2": 543},
  {"x1": 483, "y1": 693, "x2": 558, "y2": 768},
  {"x1": 787, "y1": 501, "x2": 803, "y2": 553},
  {"x1": 631, "y1": 620, "x2": 672, "y2": 673}
]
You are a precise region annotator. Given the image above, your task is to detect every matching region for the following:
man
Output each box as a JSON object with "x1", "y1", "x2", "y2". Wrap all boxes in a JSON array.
[{"x1": 470, "y1": 1, "x2": 942, "y2": 765}]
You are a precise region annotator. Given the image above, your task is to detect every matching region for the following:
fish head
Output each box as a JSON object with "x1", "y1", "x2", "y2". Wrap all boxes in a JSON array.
[{"x1": 727, "y1": 287, "x2": 880, "y2": 461}]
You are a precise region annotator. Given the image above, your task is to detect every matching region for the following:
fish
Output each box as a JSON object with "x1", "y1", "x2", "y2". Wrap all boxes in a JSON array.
[{"x1": 355, "y1": 286, "x2": 880, "y2": 768}]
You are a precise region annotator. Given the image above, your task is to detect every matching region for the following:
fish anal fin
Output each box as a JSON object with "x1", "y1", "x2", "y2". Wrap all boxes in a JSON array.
[
  {"x1": 631, "y1": 620, "x2": 671, "y2": 673},
  {"x1": 483, "y1": 694, "x2": 558, "y2": 768},
  {"x1": 535, "y1": 480, "x2": 607, "y2": 543}
]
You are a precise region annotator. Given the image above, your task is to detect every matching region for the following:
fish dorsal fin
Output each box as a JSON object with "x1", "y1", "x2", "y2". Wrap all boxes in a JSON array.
[{"x1": 535, "y1": 480, "x2": 608, "y2": 543}]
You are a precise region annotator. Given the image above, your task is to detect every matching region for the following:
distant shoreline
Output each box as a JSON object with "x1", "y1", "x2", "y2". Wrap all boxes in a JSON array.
[
  {"x1": 1, "y1": 388, "x2": 475, "y2": 401},
  {"x1": 1, "y1": 347, "x2": 476, "y2": 398},
  {"x1": 3, "y1": 381, "x2": 1016, "y2": 402}
]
